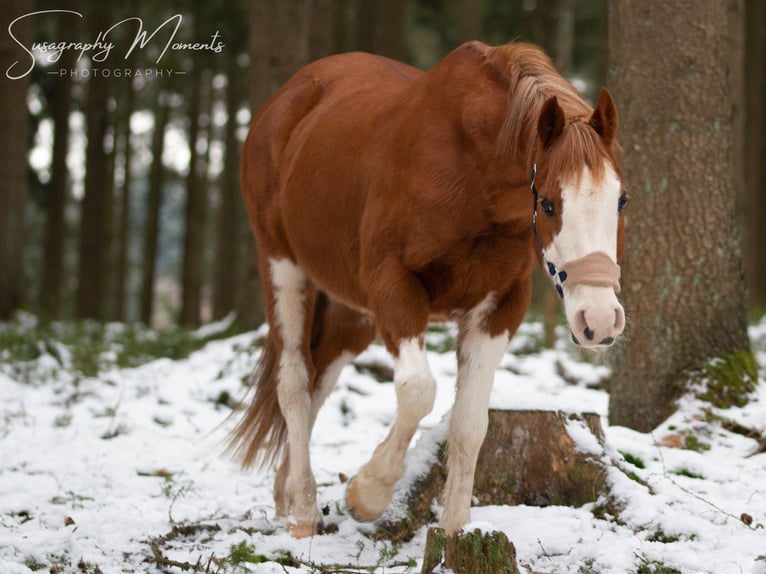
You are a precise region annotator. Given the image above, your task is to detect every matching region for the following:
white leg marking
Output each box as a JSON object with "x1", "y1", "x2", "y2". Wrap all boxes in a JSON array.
[
  {"x1": 310, "y1": 351, "x2": 354, "y2": 425},
  {"x1": 350, "y1": 337, "x2": 436, "y2": 519},
  {"x1": 441, "y1": 296, "x2": 509, "y2": 534},
  {"x1": 269, "y1": 258, "x2": 317, "y2": 532}
]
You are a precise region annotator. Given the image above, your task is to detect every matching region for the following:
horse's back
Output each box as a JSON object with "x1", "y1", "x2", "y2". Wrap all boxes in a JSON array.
[{"x1": 241, "y1": 52, "x2": 423, "y2": 306}]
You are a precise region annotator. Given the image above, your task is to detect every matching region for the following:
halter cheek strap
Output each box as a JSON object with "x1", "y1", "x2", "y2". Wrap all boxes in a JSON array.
[{"x1": 530, "y1": 164, "x2": 621, "y2": 298}]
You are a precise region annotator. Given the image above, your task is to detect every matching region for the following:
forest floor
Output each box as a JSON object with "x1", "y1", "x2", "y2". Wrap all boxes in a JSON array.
[{"x1": 1, "y1": 313, "x2": 765, "y2": 574}]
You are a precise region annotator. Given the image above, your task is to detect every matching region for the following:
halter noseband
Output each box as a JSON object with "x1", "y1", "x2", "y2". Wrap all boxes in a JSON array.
[{"x1": 530, "y1": 163, "x2": 621, "y2": 299}]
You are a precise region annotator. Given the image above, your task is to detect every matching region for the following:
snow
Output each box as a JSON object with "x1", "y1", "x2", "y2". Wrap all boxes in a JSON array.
[{"x1": 1, "y1": 318, "x2": 766, "y2": 573}]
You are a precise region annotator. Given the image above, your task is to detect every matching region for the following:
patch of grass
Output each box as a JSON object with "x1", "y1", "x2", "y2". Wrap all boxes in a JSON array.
[
  {"x1": 620, "y1": 451, "x2": 646, "y2": 469},
  {"x1": 229, "y1": 540, "x2": 269, "y2": 566},
  {"x1": 591, "y1": 494, "x2": 627, "y2": 525},
  {"x1": 672, "y1": 467, "x2": 704, "y2": 480},
  {"x1": 636, "y1": 558, "x2": 682, "y2": 574},
  {"x1": 682, "y1": 433, "x2": 710, "y2": 453},
  {"x1": 647, "y1": 530, "x2": 681, "y2": 544},
  {"x1": 0, "y1": 315, "x2": 242, "y2": 382}
]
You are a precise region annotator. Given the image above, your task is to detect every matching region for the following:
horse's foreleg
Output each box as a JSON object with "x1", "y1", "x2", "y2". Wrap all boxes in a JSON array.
[
  {"x1": 269, "y1": 258, "x2": 319, "y2": 538},
  {"x1": 347, "y1": 336, "x2": 436, "y2": 521},
  {"x1": 439, "y1": 290, "x2": 526, "y2": 534}
]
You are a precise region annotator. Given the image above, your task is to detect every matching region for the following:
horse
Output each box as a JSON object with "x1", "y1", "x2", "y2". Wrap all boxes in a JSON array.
[{"x1": 229, "y1": 40, "x2": 626, "y2": 539}]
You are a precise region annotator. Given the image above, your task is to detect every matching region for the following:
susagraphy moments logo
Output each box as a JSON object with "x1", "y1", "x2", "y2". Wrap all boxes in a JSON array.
[{"x1": 6, "y1": 9, "x2": 225, "y2": 80}]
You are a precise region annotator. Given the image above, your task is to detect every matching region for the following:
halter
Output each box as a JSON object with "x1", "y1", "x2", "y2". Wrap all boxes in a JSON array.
[{"x1": 530, "y1": 163, "x2": 621, "y2": 299}]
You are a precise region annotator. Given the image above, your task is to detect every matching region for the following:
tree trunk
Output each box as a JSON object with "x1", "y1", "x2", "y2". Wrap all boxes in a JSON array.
[
  {"x1": 236, "y1": 0, "x2": 316, "y2": 330},
  {"x1": 140, "y1": 93, "x2": 170, "y2": 326},
  {"x1": 40, "y1": 17, "x2": 74, "y2": 320},
  {"x1": 372, "y1": 0, "x2": 408, "y2": 60},
  {"x1": 456, "y1": 0, "x2": 483, "y2": 43},
  {"x1": 309, "y1": 0, "x2": 338, "y2": 60},
  {"x1": 0, "y1": 0, "x2": 32, "y2": 319},
  {"x1": 744, "y1": 0, "x2": 766, "y2": 311},
  {"x1": 76, "y1": 7, "x2": 113, "y2": 320},
  {"x1": 112, "y1": 76, "x2": 136, "y2": 323},
  {"x1": 179, "y1": 64, "x2": 206, "y2": 327},
  {"x1": 422, "y1": 527, "x2": 520, "y2": 574},
  {"x1": 213, "y1": 52, "x2": 244, "y2": 321},
  {"x1": 376, "y1": 410, "x2": 611, "y2": 543},
  {"x1": 607, "y1": 0, "x2": 752, "y2": 431}
]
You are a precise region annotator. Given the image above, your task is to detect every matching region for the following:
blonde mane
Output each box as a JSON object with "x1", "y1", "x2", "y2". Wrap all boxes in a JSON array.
[{"x1": 493, "y1": 43, "x2": 609, "y2": 183}]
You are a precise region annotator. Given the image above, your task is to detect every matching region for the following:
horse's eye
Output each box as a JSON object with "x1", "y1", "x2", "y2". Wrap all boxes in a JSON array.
[
  {"x1": 541, "y1": 198, "x2": 555, "y2": 216},
  {"x1": 618, "y1": 194, "x2": 628, "y2": 212}
]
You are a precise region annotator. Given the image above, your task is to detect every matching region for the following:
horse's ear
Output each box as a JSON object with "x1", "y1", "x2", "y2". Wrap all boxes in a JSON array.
[
  {"x1": 538, "y1": 96, "x2": 565, "y2": 148},
  {"x1": 590, "y1": 87, "x2": 618, "y2": 143}
]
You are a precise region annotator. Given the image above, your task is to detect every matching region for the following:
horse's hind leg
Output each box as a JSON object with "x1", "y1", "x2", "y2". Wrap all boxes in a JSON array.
[
  {"x1": 267, "y1": 258, "x2": 320, "y2": 538},
  {"x1": 273, "y1": 295, "x2": 376, "y2": 521}
]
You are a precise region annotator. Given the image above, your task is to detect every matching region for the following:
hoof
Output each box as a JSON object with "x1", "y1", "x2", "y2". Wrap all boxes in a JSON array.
[
  {"x1": 287, "y1": 519, "x2": 322, "y2": 538},
  {"x1": 346, "y1": 475, "x2": 384, "y2": 522}
]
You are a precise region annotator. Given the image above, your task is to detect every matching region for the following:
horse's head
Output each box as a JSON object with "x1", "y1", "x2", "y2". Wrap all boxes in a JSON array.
[{"x1": 531, "y1": 87, "x2": 626, "y2": 349}]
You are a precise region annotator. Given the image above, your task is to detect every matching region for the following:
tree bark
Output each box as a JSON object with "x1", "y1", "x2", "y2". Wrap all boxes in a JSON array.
[
  {"x1": 213, "y1": 51, "x2": 244, "y2": 320},
  {"x1": 455, "y1": 0, "x2": 483, "y2": 44},
  {"x1": 421, "y1": 527, "x2": 520, "y2": 574},
  {"x1": 0, "y1": 0, "x2": 32, "y2": 319},
  {"x1": 140, "y1": 93, "x2": 170, "y2": 326},
  {"x1": 309, "y1": 0, "x2": 338, "y2": 60},
  {"x1": 76, "y1": 6, "x2": 113, "y2": 320},
  {"x1": 39, "y1": 16, "x2": 74, "y2": 320},
  {"x1": 376, "y1": 410, "x2": 610, "y2": 543},
  {"x1": 608, "y1": 0, "x2": 751, "y2": 431},
  {"x1": 372, "y1": 0, "x2": 408, "y2": 61},
  {"x1": 112, "y1": 73, "x2": 136, "y2": 322},
  {"x1": 179, "y1": 62, "x2": 206, "y2": 327},
  {"x1": 744, "y1": 0, "x2": 766, "y2": 311}
]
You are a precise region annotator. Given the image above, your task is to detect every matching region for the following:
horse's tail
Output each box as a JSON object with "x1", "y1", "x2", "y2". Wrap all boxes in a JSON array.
[{"x1": 226, "y1": 333, "x2": 285, "y2": 470}]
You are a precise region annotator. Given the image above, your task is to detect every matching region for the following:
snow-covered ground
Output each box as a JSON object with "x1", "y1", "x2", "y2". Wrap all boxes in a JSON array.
[{"x1": 1, "y1": 317, "x2": 765, "y2": 573}]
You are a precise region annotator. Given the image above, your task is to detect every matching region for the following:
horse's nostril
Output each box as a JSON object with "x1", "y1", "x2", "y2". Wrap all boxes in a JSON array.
[
  {"x1": 599, "y1": 336, "x2": 614, "y2": 346},
  {"x1": 583, "y1": 326, "x2": 595, "y2": 341},
  {"x1": 571, "y1": 332, "x2": 581, "y2": 346}
]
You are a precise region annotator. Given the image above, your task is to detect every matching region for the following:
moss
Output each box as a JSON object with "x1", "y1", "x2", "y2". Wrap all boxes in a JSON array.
[{"x1": 697, "y1": 349, "x2": 758, "y2": 409}]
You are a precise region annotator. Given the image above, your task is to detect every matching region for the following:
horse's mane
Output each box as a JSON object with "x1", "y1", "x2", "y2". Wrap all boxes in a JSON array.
[{"x1": 492, "y1": 43, "x2": 609, "y2": 183}]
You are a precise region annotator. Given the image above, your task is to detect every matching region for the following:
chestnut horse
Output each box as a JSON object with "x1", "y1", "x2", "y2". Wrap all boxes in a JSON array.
[{"x1": 230, "y1": 41, "x2": 626, "y2": 538}]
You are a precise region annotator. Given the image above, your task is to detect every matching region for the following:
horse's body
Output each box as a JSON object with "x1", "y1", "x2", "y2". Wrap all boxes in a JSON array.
[{"x1": 231, "y1": 41, "x2": 626, "y2": 538}]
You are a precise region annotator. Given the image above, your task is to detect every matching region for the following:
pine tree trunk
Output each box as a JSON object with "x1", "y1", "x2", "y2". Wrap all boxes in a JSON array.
[
  {"x1": 140, "y1": 94, "x2": 170, "y2": 326},
  {"x1": 112, "y1": 76, "x2": 136, "y2": 322},
  {"x1": 40, "y1": 19, "x2": 74, "y2": 320},
  {"x1": 179, "y1": 65, "x2": 205, "y2": 327},
  {"x1": 744, "y1": 0, "x2": 766, "y2": 311},
  {"x1": 0, "y1": 0, "x2": 32, "y2": 319},
  {"x1": 456, "y1": 0, "x2": 483, "y2": 43},
  {"x1": 372, "y1": 0, "x2": 407, "y2": 60},
  {"x1": 76, "y1": 7, "x2": 113, "y2": 320},
  {"x1": 309, "y1": 0, "x2": 338, "y2": 60},
  {"x1": 607, "y1": 0, "x2": 751, "y2": 431},
  {"x1": 213, "y1": 52, "x2": 243, "y2": 320}
]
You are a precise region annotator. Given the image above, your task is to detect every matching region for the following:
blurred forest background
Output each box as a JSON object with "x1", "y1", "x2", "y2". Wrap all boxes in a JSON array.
[{"x1": 0, "y1": 0, "x2": 764, "y2": 335}]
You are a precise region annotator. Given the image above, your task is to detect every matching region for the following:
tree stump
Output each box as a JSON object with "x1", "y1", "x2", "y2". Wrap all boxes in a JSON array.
[
  {"x1": 376, "y1": 409, "x2": 610, "y2": 542},
  {"x1": 421, "y1": 527, "x2": 520, "y2": 574}
]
